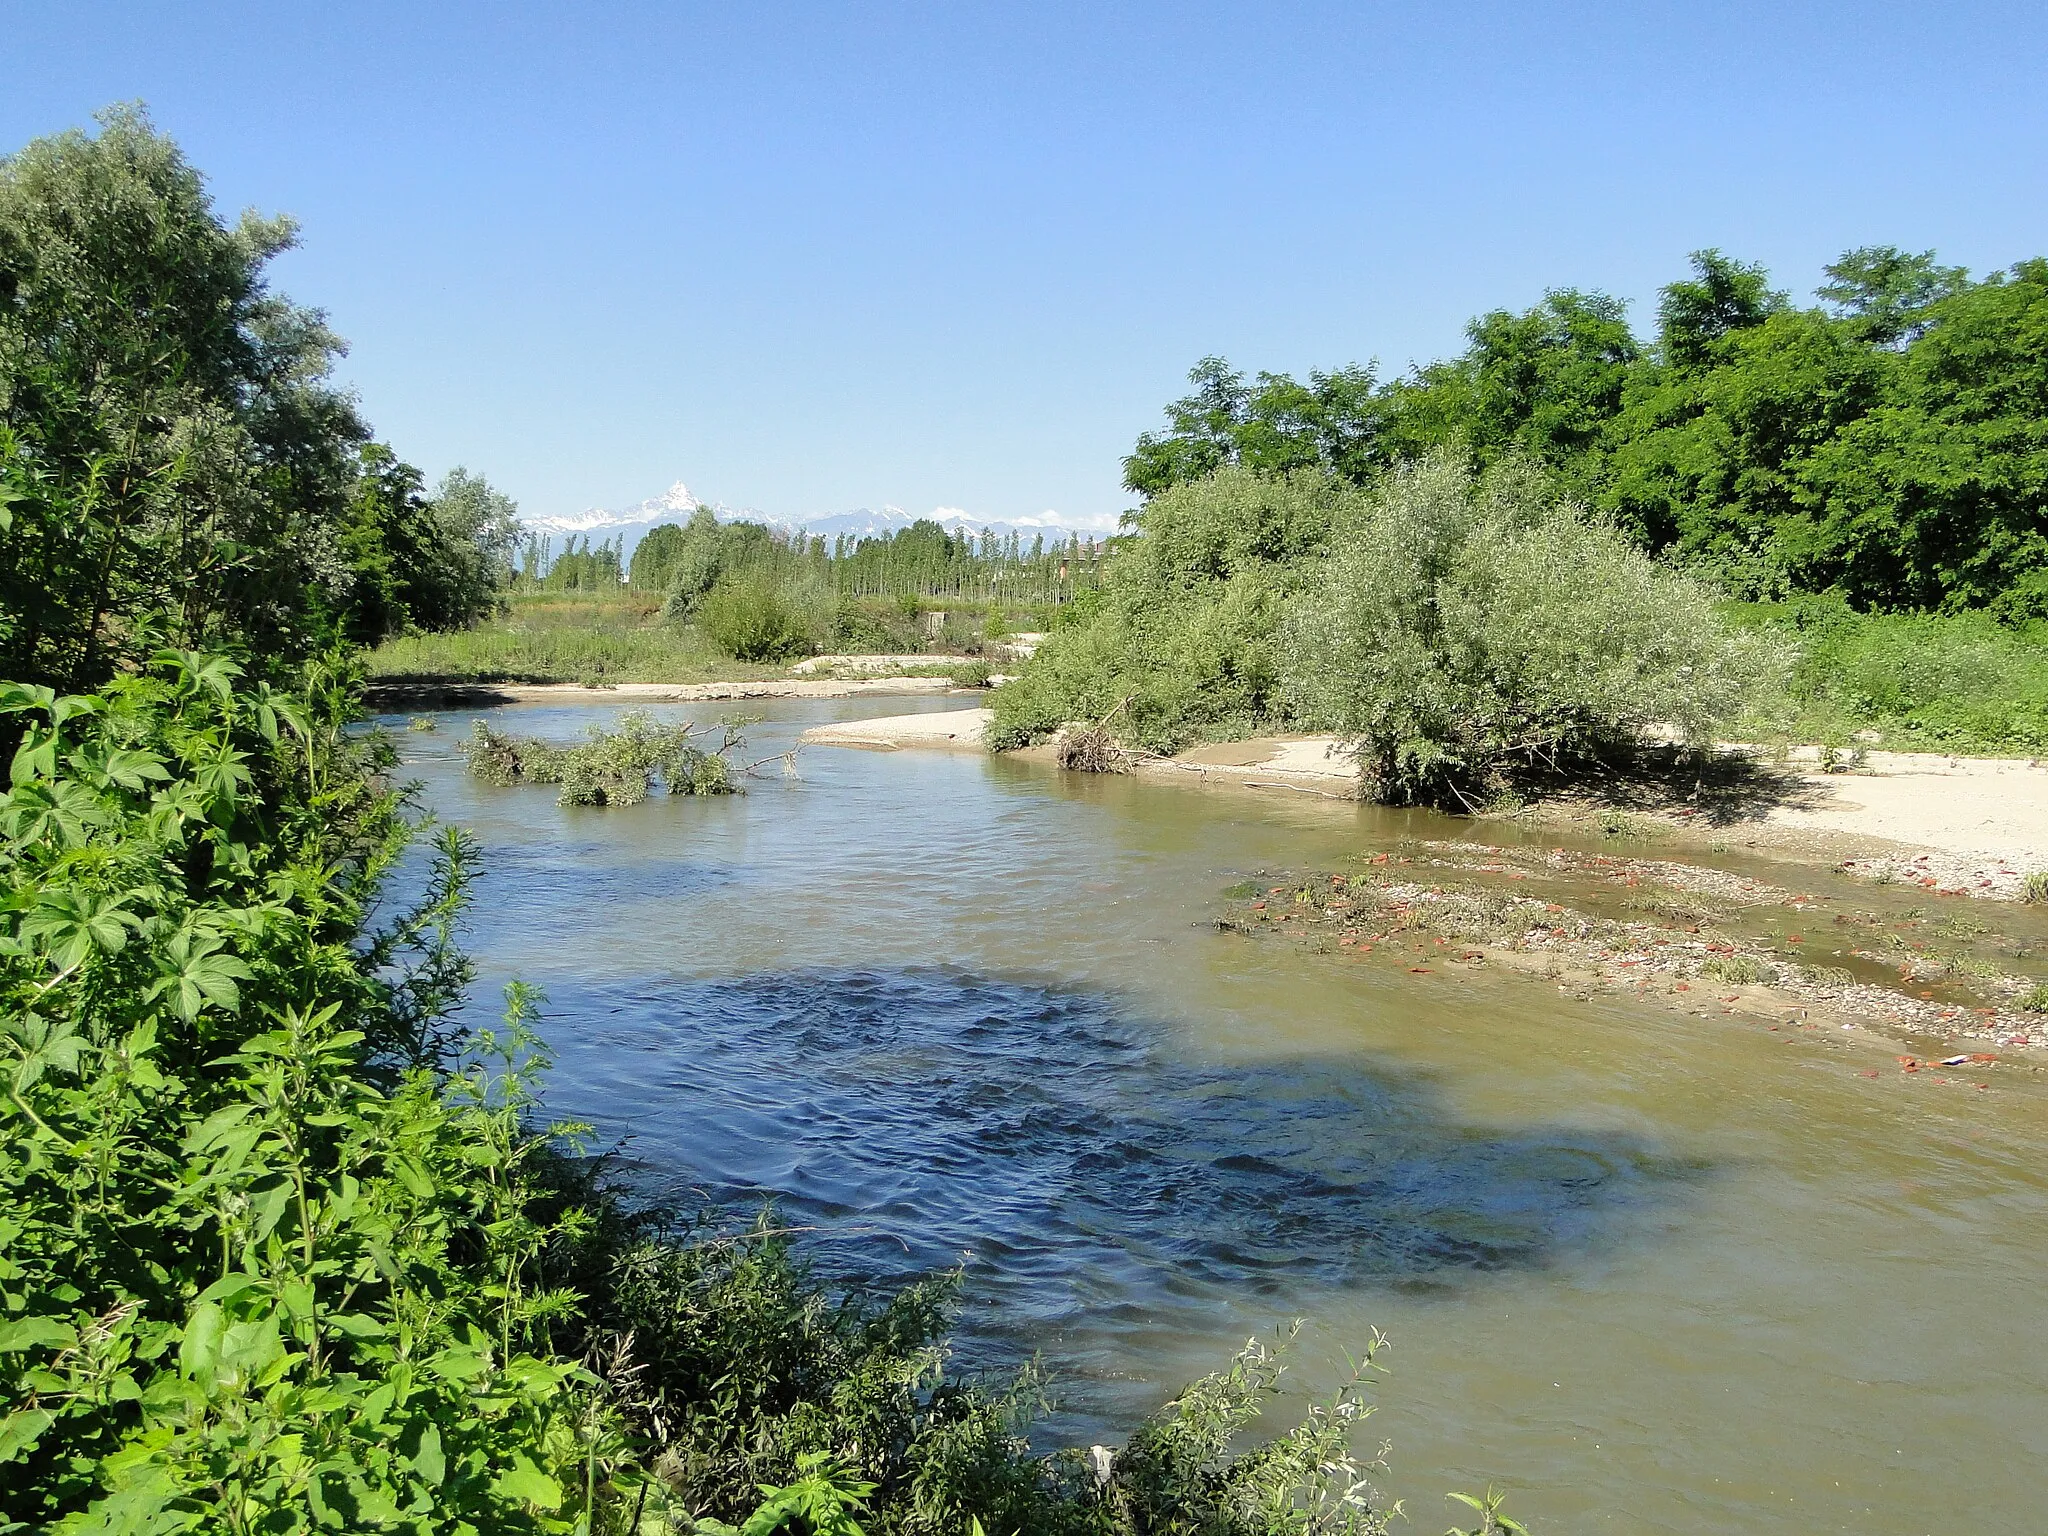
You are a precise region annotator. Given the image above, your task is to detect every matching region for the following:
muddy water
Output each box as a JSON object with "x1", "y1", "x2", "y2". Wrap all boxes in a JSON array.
[{"x1": 391, "y1": 698, "x2": 2048, "y2": 1535}]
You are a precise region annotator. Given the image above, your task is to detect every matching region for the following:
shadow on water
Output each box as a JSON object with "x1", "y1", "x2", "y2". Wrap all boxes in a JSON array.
[{"x1": 504, "y1": 966, "x2": 1710, "y2": 1419}]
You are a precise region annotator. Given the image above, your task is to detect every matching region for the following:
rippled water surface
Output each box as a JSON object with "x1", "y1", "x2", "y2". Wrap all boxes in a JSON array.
[{"x1": 392, "y1": 697, "x2": 2048, "y2": 1534}]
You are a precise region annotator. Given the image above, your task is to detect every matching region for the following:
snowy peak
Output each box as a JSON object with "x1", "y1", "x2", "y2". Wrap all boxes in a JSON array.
[
  {"x1": 520, "y1": 479, "x2": 1118, "y2": 558},
  {"x1": 523, "y1": 481, "x2": 703, "y2": 537}
]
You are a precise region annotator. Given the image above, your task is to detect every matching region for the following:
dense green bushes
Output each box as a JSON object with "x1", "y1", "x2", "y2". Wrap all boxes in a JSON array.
[
  {"x1": 1731, "y1": 599, "x2": 2048, "y2": 751},
  {"x1": 991, "y1": 459, "x2": 1777, "y2": 803},
  {"x1": 696, "y1": 576, "x2": 825, "y2": 662},
  {"x1": 1, "y1": 655, "x2": 1441, "y2": 1535},
  {"x1": 0, "y1": 653, "x2": 624, "y2": 1530},
  {"x1": 1280, "y1": 459, "x2": 1775, "y2": 804},
  {"x1": 987, "y1": 469, "x2": 1358, "y2": 753}
]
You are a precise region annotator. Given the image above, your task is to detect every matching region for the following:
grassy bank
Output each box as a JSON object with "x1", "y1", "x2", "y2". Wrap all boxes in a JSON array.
[
  {"x1": 366, "y1": 590, "x2": 787, "y2": 685},
  {"x1": 367, "y1": 589, "x2": 1026, "y2": 686},
  {"x1": 1730, "y1": 600, "x2": 2048, "y2": 754}
]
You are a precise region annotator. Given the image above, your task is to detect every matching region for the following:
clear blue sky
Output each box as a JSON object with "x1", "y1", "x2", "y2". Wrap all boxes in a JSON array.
[{"x1": 7, "y1": 2, "x2": 2045, "y2": 527}]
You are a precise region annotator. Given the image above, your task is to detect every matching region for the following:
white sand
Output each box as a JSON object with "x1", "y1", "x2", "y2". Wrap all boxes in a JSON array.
[
  {"x1": 1752, "y1": 751, "x2": 2048, "y2": 882},
  {"x1": 799, "y1": 708, "x2": 993, "y2": 751}
]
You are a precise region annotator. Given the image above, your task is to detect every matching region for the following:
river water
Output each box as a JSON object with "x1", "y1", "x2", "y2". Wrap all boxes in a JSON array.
[{"x1": 389, "y1": 695, "x2": 2048, "y2": 1535}]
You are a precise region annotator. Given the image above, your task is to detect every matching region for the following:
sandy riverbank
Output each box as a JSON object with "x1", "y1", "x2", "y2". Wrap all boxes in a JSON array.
[
  {"x1": 798, "y1": 707, "x2": 2048, "y2": 895},
  {"x1": 371, "y1": 676, "x2": 972, "y2": 707},
  {"x1": 799, "y1": 708, "x2": 994, "y2": 750}
]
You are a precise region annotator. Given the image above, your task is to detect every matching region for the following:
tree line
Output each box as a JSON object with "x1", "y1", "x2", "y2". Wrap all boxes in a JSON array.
[{"x1": 1125, "y1": 247, "x2": 2048, "y2": 618}]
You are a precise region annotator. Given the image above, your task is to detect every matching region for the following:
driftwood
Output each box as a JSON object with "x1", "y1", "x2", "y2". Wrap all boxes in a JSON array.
[{"x1": 1055, "y1": 695, "x2": 1136, "y2": 773}]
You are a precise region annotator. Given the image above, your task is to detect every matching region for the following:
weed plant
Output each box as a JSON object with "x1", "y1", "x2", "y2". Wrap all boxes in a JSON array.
[{"x1": 461, "y1": 711, "x2": 745, "y2": 804}]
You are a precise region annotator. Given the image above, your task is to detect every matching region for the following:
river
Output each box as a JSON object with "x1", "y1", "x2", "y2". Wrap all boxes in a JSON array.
[{"x1": 388, "y1": 694, "x2": 2048, "y2": 1535}]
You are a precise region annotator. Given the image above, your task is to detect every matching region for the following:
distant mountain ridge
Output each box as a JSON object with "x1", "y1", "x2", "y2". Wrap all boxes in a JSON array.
[{"x1": 521, "y1": 479, "x2": 1118, "y2": 560}]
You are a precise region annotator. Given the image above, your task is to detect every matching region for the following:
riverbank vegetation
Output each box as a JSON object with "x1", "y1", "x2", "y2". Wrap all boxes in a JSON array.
[
  {"x1": 366, "y1": 585, "x2": 1025, "y2": 683},
  {"x1": 1, "y1": 656, "x2": 1429, "y2": 1533},
  {"x1": 995, "y1": 245, "x2": 2048, "y2": 790},
  {"x1": 989, "y1": 459, "x2": 1779, "y2": 805},
  {"x1": 364, "y1": 590, "x2": 790, "y2": 687},
  {"x1": 424, "y1": 508, "x2": 1099, "y2": 675},
  {"x1": 2, "y1": 109, "x2": 1465, "y2": 1533},
  {"x1": 461, "y1": 711, "x2": 749, "y2": 803}
]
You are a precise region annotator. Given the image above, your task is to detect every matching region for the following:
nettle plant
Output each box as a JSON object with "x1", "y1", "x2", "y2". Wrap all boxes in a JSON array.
[{"x1": 0, "y1": 653, "x2": 630, "y2": 1533}]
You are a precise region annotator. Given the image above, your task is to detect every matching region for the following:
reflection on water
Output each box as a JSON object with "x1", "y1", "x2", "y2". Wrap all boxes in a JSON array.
[{"x1": 394, "y1": 697, "x2": 2048, "y2": 1536}]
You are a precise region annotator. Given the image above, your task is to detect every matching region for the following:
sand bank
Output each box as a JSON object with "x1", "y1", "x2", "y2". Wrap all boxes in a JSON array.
[
  {"x1": 798, "y1": 708, "x2": 994, "y2": 751},
  {"x1": 371, "y1": 676, "x2": 969, "y2": 707}
]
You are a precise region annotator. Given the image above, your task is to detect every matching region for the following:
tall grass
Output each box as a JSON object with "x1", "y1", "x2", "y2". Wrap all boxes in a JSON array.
[
  {"x1": 368, "y1": 588, "x2": 1028, "y2": 683},
  {"x1": 1730, "y1": 598, "x2": 2048, "y2": 753},
  {"x1": 366, "y1": 590, "x2": 785, "y2": 684}
]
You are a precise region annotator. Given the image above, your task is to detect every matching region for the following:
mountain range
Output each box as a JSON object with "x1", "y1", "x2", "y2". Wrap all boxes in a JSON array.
[{"x1": 520, "y1": 480, "x2": 1119, "y2": 560}]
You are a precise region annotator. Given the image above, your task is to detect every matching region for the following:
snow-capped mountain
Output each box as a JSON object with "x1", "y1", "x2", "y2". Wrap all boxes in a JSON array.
[
  {"x1": 521, "y1": 480, "x2": 1119, "y2": 561},
  {"x1": 521, "y1": 481, "x2": 709, "y2": 540}
]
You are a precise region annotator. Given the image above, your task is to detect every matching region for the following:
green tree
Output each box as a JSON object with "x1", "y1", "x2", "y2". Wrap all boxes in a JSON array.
[
  {"x1": 1817, "y1": 245, "x2": 1969, "y2": 348},
  {"x1": 0, "y1": 106, "x2": 365, "y2": 690},
  {"x1": 1123, "y1": 358, "x2": 1383, "y2": 496},
  {"x1": 1656, "y1": 249, "x2": 1788, "y2": 370},
  {"x1": 0, "y1": 107, "x2": 508, "y2": 686}
]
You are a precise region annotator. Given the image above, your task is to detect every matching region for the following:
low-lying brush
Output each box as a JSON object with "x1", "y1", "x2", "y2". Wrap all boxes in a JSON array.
[
  {"x1": 461, "y1": 710, "x2": 747, "y2": 804},
  {"x1": 2, "y1": 655, "x2": 1467, "y2": 1535},
  {"x1": 1055, "y1": 722, "x2": 1134, "y2": 773},
  {"x1": 1728, "y1": 598, "x2": 2048, "y2": 754},
  {"x1": 1701, "y1": 954, "x2": 1776, "y2": 986},
  {"x1": 367, "y1": 590, "x2": 783, "y2": 686}
]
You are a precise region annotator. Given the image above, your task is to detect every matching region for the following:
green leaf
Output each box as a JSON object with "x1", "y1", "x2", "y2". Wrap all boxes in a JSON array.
[
  {"x1": 0, "y1": 1315, "x2": 75, "y2": 1352},
  {"x1": 179, "y1": 1301, "x2": 227, "y2": 1382},
  {"x1": 0, "y1": 1408, "x2": 55, "y2": 1464},
  {"x1": 491, "y1": 1457, "x2": 562, "y2": 1510},
  {"x1": 407, "y1": 1421, "x2": 445, "y2": 1486}
]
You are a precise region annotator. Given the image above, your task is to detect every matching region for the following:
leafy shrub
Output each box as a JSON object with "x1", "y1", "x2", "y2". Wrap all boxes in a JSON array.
[
  {"x1": 989, "y1": 468, "x2": 1359, "y2": 752},
  {"x1": 460, "y1": 710, "x2": 744, "y2": 804},
  {"x1": 698, "y1": 576, "x2": 820, "y2": 662},
  {"x1": 830, "y1": 597, "x2": 923, "y2": 653},
  {"x1": 0, "y1": 654, "x2": 627, "y2": 1531},
  {"x1": 1280, "y1": 456, "x2": 1779, "y2": 805}
]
